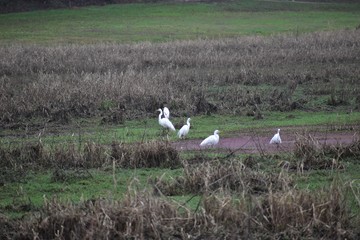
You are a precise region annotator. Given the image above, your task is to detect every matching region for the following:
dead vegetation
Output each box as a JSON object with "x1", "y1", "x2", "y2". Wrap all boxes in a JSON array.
[
  {"x1": 152, "y1": 159, "x2": 293, "y2": 196},
  {"x1": 0, "y1": 140, "x2": 180, "y2": 185},
  {"x1": 324, "y1": 136, "x2": 360, "y2": 159},
  {"x1": 0, "y1": 29, "x2": 359, "y2": 127},
  {"x1": 293, "y1": 133, "x2": 360, "y2": 171},
  {"x1": 5, "y1": 180, "x2": 359, "y2": 239},
  {"x1": 1, "y1": 138, "x2": 360, "y2": 238},
  {"x1": 111, "y1": 141, "x2": 181, "y2": 169}
]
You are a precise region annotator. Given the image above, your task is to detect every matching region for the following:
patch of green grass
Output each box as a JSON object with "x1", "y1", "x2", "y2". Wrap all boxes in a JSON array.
[
  {"x1": 295, "y1": 162, "x2": 360, "y2": 215},
  {"x1": 0, "y1": 167, "x2": 183, "y2": 218},
  {"x1": 222, "y1": 0, "x2": 360, "y2": 12},
  {"x1": 0, "y1": 1, "x2": 359, "y2": 44}
]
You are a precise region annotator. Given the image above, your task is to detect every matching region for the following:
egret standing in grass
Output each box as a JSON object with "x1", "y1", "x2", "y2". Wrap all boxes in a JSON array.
[
  {"x1": 178, "y1": 118, "x2": 191, "y2": 139},
  {"x1": 157, "y1": 108, "x2": 175, "y2": 133},
  {"x1": 200, "y1": 130, "x2": 220, "y2": 147},
  {"x1": 270, "y1": 128, "x2": 282, "y2": 148}
]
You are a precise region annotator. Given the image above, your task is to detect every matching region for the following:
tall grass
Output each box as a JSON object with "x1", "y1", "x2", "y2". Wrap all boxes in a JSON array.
[
  {"x1": 0, "y1": 140, "x2": 181, "y2": 185},
  {"x1": 0, "y1": 29, "x2": 359, "y2": 126},
  {"x1": 153, "y1": 159, "x2": 293, "y2": 195},
  {"x1": 5, "y1": 180, "x2": 359, "y2": 239}
]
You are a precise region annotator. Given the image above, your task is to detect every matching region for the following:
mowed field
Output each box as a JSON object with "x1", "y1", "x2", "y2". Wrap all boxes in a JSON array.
[
  {"x1": 0, "y1": 0, "x2": 360, "y2": 44},
  {"x1": 0, "y1": 0, "x2": 360, "y2": 238}
]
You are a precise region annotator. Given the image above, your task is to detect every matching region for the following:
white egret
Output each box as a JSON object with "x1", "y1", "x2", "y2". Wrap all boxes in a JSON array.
[
  {"x1": 157, "y1": 108, "x2": 175, "y2": 131},
  {"x1": 200, "y1": 130, "x2": 220, "y2": 147},
  {"x1": 270, "y1": 129, "x2": 282, "y2": 147},
  {"x1": 178, "y1": 118, "x2": 191, "y2": 139},
  {"x1": 163, "y1": 106, "x2": 170, "y2": 119}
]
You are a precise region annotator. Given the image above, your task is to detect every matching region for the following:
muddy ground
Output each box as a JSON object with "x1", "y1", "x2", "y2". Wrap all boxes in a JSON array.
[
  {"x1": 172, "y1": 126, "x2": 359, "y2": 154},
  {"x1": 1, "y1": 122, "x2": 358, "y2": 155}
]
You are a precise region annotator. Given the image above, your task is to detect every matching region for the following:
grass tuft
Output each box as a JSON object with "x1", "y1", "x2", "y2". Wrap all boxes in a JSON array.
[
  {"x1": 153, "y1": 159, "x2": 293, "y2": 196},
  {"x1": 111, "y1": 141, "x2": 181, "y2": 169}
]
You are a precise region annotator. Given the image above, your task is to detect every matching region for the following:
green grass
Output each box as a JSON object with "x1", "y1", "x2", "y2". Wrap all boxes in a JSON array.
[
  {"x1": 0, "y1": 167, "x2": 183, "y2": 218},
  {"x1": 0, "y1": 1, "x2": 359, "y2": 44},
  {"x1": 2, "y1": 153, "x2": 359, "y2": 218},
  {"x1": 295, "y1": 161, "x2": 360, "y2": 215},
  {"x1": 1, "y1": 110, "x2": 359, "y2": 146}
]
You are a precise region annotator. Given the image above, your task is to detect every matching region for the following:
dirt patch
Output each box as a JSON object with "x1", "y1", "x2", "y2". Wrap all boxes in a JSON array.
[{"x1": 172, "y1": 127, "x2": 358, "y2": 154}]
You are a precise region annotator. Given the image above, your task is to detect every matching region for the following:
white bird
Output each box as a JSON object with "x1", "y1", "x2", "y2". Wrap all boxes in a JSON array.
[
  {"x1": 163, "y1": 107, "x2": 170, "y2": 119},
  {"x1": 178, "y1": 118, "x2": 191, "y2": 139},
  {"x1": 200, "y1": 130, "x2": 220, "y2": 147},
  {"x1": 157, "y1": 108, "x2": 175, "y2": 131},
  {"x1": 270, "y1": 128, "x2": 282, "y2": 146}
]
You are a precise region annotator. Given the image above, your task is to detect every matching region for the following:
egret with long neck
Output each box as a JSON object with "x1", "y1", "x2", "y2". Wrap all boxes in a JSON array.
[
  {"x1": 178, "y1": 118, "x2": 191, "y2": 139},
  {"x1": 157, "y1": 108, "x2": 175, "y2": 132}
]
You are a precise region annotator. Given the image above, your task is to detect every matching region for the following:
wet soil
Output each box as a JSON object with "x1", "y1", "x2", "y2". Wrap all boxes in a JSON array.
[
  {"x1": 1, "y1": 121, "x2": 358, "y2": 155},
  {"x1": 172, "y1": 127, "x2": 358, "y2": 154}
]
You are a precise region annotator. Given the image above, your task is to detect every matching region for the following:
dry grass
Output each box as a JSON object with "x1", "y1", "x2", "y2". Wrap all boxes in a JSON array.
[
  {"x1": 1, "y1": 141, "x2": 359, "y2": 238},
  {"x1": 8, "y1": 181, "x2": 359, "y2": 239},
  {"x1": 324, "y1": 136, "x2": 360, "y2": 159},
  {"x1": 15, "y1": 190, "x2": 183, "y2": 239},
  {"x1": 0, "y1": 141, "x2": 47, "y2": 184},
  {"x1": 111, "y1": 141, "x2": 181, "y2": 169},
  {"x1": 293, "y1": 133, "x2": 335, "y2": 170},
  {"x1": 0, "y1": 140, "x2": 180, "y2": 184},
  {"x1": 0, "y1": 29, "x2": 359, "y2": 125},
  {"x1": 200, "y1": 182, "x2": 355, "y2": 239},
  {"x1": 153, "y1": 159, "x2": 293, "y2": 196},
  {"x1": 293, "y1": 133, "x2": 360, "y2": 171}
]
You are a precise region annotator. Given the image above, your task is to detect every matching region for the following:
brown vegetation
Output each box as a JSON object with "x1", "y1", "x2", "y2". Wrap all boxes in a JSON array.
[
  {"x1": 1, "y1": 136, "x2": 360, "y2": 238},
  {"x1": 111, "y1": 140, "x2": 181, "y2": 169},
  {"x1": 0, "y1": 140, "x2": 180, "y2": 185},
  {"x1": 0, "y1": 30, "x2": 359, "y2": 127},
  {"x1": 152, "y1": 159, "x2": 292, "y2": 195},
  {"x1": 4, "y1": 181, "x2": 358, "y2": 239},
  {"x1": 293, "y1": 133, "x2": 360, "y2": 171}
]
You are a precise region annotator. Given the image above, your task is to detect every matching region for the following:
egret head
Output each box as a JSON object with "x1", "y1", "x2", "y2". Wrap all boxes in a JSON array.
[
  {"x1": 157, "y1": 108, "x2": 162, "y2": 112},
  {"x1": 278, "y1": 128, "x2": 281, "y2": 133},
  {"x1": 214, "y1": 130, "x2": 220, "y2": 135}
]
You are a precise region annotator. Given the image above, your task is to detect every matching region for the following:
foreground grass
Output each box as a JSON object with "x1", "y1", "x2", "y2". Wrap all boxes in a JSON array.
[
  {"x1": 1, "y1": 130, "x2": 359, "y2": 237},
  {"x1": 0, "y1": 0, "x2": 359, "y2": 44},
  {"x1": 1, "y1": 154, "x2": 359, "y2": 219},
  {"x1": 0, "y1": 167, "x2": 182, "y2": 218}
]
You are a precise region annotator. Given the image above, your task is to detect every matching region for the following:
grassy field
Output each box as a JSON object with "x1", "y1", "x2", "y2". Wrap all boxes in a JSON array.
[
  {"x1": 0, "y1": 0, "x2": 360, "y2": 238},
  {"x1": 1, "y1": 111, "x2": 359, "y2": 146},
  {"x1": 0, "y1": 0, "x2": 359, "y2": 44}
]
